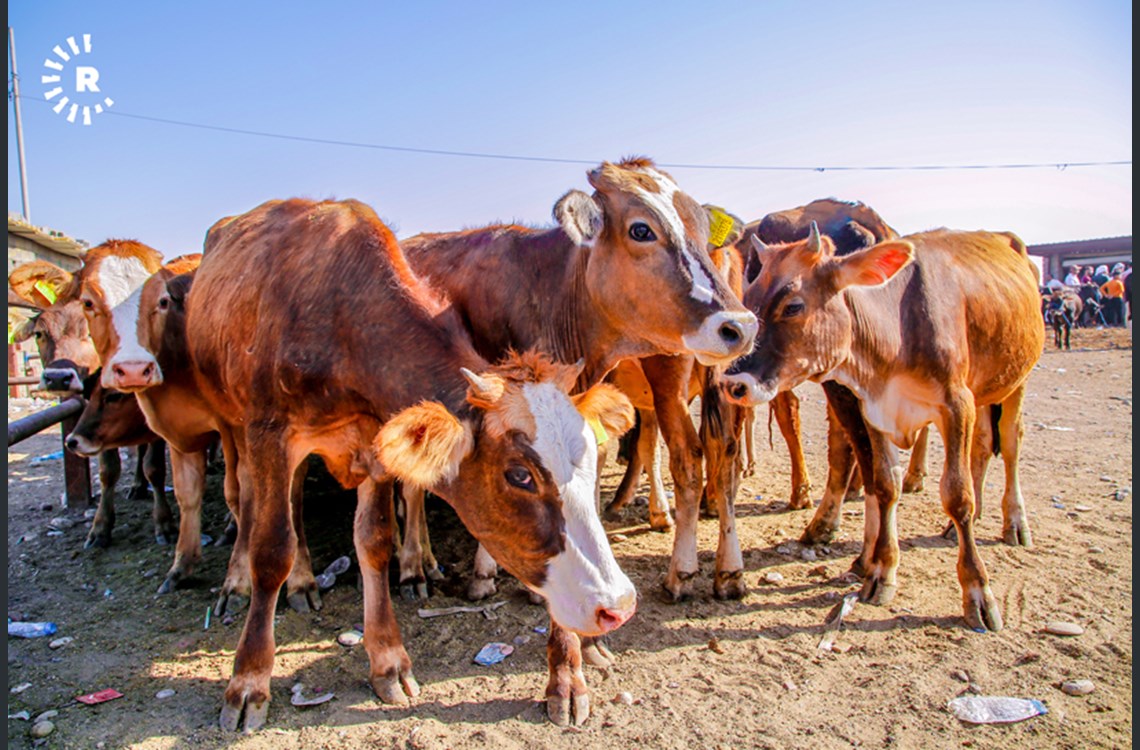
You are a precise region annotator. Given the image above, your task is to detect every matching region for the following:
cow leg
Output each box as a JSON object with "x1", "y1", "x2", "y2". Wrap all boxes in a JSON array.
[
  {"x1": 940, "y1": 391, "x2": 1002, "y2": 633},
  {"x1": 801, "y1": 395, "x2": 857, "y2": 545},
  {"x1": 220, "y1": 439, "x2": 298, "y2": 733},
  {"x1": 545, "y1": 620, "x2": 589, "y2": 727},
  {"x1": 157, "y1": 448, "x2": 207, "y2": 595},
  {"x1": 773, "y1": 392, "x2": 812, "y2": 509},
  {"x1": 216, "y1": 430, "x2": 253, "y2": 616},
  {"x1": 998, "y1": 389, "x2": 1032, "y2": 547},
  {"x1": 355, "y1": 478, "x2": 419, "y2": 706},
  {"x1": 701, "y1": 378, "x2": 746, "y2": 600},
  {"x1": 467, "y1": 543, "x2": 499, "y2": 600},
  {"x1": 145, "y1": 440, "x2": 176, "y2": 545},
  {"x1": 604, "y1": 413, "x2": 645, "y2": 519},
  {"x1": 643, "y1": 356, "x2": 702, "y2": 601},
  {"x1": 902, "y1": 427, "x2": 929, "y2": 493},
  {"x1": 127, "y1": 445, "x2": 150, "y2": 500},
  {"x1": 85, "y1": 449, "x2": 121, "y2": 549},
  {"x1": 398, "y1": 484, "x2": 431, "y2": 600},
  {"x1": 856, "y1": 430, "x2": 902, "y2": 606},
  {"x1": 285, "y1": 459, "x2": 321, "y2": 613},
  {"x1": 637, "y1": 410, "x2": 673, "y2": 531},
  {"x1": 742, "y1": 406, "x2": 757, "y2": 478}
]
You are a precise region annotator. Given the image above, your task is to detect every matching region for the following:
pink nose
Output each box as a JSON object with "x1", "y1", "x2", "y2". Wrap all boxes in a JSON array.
[
  {"x1": 111, "y1": 360, "x2": 159, "y2": 389},
  {"x1": 595, "y1": 600, "x2": 636, "y2": 633}
]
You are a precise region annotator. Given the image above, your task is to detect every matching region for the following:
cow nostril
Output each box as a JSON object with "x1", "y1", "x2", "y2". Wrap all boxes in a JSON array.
[
  {"x1": 596, "y1": 607, "x2": 624, "y2": 629},
  {"x1": 66, "y1": 438, "x2": 78, "y2": 451},
  {"x1": 731, "y1": 383, "x2": 748, "y2": 400},
  {"x1": 718, "y1": 320, "x2": 743, "y2": 345},
  {"x1": 112, "y1": 365, "x2": 126, "y2": 379},
  {"x1": 143, "y1": 363, "x2": 153, "y2": 378}
]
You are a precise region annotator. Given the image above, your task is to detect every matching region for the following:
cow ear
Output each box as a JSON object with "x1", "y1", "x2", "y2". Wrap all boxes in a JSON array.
[
  {"x1": 572, "y1": 384, "x2": 635, "y2": 442},
  {"x1": 374, "y1": 402, "x2": 474, "y2": 488},
  {"x1": 165, "y1": 272, "x2": 194, "y2": 304},
  {"x1": 8, "y1": 309, "x2": 38, "y2": 343},
  {"x1": 9, "y1": 261, "x2": 74, "y2": 308},
  {"x1": 553, "y1": 190, "x2": 604, "y2": 247},
  {"x1": 839, "y1": 221, "x2": 878, "y2": 253},
  {"x1": 833, "y1": 240, "x2": 915, "y2": 290}
]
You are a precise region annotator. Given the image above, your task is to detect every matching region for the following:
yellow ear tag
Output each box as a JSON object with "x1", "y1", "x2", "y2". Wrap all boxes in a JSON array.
[
  {"x1": 33, "y1": 280, "x2": 58, "y2": 305},
  {"x1": 586, "y1": 416, "x2": 609, "y2": 446},
  {"x1": 707, "y1": 207, "x2": 734, "y2": 248},
  {"x1": 7, "y1": 324, "x2": 17, "y2": 345}
]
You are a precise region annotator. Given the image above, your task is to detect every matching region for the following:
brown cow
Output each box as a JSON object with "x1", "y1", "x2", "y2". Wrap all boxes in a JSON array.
[
  {"x1": 180, "y1": 198, "x2": 637, "y2": 730},
  {"x1": 65, "y1": 372, "x2": 171, "y2": 547},
  {"x1": 402, "y1": 158, "x2": 758, "y2": 603},
  {"x1": 723, "y1": 226, "x2": 1043, "y2": 631}
]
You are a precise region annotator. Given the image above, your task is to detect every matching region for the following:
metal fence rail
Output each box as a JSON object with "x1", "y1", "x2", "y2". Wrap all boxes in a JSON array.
[{"x1": 8, "y1": 397, "x2": 91, "y2": 506}]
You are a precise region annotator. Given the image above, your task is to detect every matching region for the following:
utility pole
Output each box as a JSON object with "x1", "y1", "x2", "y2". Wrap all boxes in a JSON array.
[{"x1": 9, "y1": 26, "x2": 32, "y2": 222}]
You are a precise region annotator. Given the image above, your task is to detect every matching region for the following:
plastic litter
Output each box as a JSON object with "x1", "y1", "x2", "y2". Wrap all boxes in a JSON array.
[
  {"x1": 31, "y1": 451, "x2": 65, "y2": 463},
  {"x1": 818, "y1": 593, "x2": 858, "y2": 652},
  {"x1": 7, "y1": 710, "x2": 30, "y2": 720},
  {"x1": 473, "y1": 642, "x2": 514, "y2": 666},
  {"x1": 948, "y1": 696, "x2": 1047, "y2": 724},
  {"x1": 315, "y1": 555, "x2": 352, "y2": 590},
  {"x1": 76, "y1": 688, "x2": 124, "y2": 705},
  {"x1": 8, "y1": 621, "x2": 58, "y2": 638},
  {"x1": 200, "y1": 534, "x2": 213, "y2": 546},
  {"x1": 290, "y1": 682, "x2": 335, "y2": 707},
  {"x1": 417, "y1": 601, "x2": 506, "y2": 620}
]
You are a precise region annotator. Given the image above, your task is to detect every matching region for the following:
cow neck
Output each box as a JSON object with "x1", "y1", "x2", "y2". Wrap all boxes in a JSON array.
[
  {"x1": 830, "y1": 278, "x2": 909, "y2": 394},
  {"x1": 542, "y1": 243, "x2": 618, "y2": 391}
]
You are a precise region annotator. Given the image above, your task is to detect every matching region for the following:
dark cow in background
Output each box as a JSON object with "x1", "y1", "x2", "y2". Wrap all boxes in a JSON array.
[
  {"x1": 724, "y1": 226, "x2": 1043, "y2": 631},
  {"x1": 1043, "y1": 289, "x2": 1082, "y2": 350},
  {"x1": 183, "y1": 198, "x2": 637, "y2": 731},
  {"x1": 402, "y1": 158, "x2": 758, "y2": 604}
]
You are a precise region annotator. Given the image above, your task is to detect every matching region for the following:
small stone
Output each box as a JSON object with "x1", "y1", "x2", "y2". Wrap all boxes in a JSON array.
[
  {"x1": 49, "y1": 516, "x2": 76, "y2": 530},
  {"x1": 760, "y1": 572, "x2": 784, "y2": 585},
  {"x1": 782, "y1": 680, "x2": 796, "y2": 691},
  {"x1": 808, "y1": 565, "x2": 829, "y2": 577},
  {"x1": 30, "y1": 721, "x2": 55, "y2": 738},
  {"x1": 1088, "y1": 546, "x2": 1104, "y2": 554},
  {"x1": 48, "y1": 637, "x2": 73, "y2": 650},
  {"x1": 830, "y1": 642, "x2": 850, "y2": 654},
  {"x1": 7, "y1": 711, "x2": 30, "y2": 721},
  {"x1": 155, "y1": 688, "x2": 176, "y2": 700},
  {"x1": 609, "y1": 533, "x2": 628, "y2": 543},
  {"x1": 708, "y1": 637, "x2": 725, "y2": 654},
  {"x1": 820, "y1": 547, "x2": 832, "y2": 556},
  {"x1": 1061, "y1": 679, "x2": 1095, "y2": 696},
  {"x1": 11, "y1": 682, "x2": 32, "y2": 694},
  {"x1": 800, "y1": 548, "x2": 818, "y2": 562},
  {"x1": 83, "y1": 508, "x2": 97, "y2": 519},
  {"x1": 775, "y1": 544, "x2": 794, "y2": 556},
  {"x1": 1073, "y1": 505, "x2": 1093, "y2": 513},
  {"x1": 141, "y1": 569, "x2": 157, "y2": 579},
  {"x1": 39, "y1": 504, "x2": 54, "y2": 512},
  {"x1": 1112, "y1": 487, "x2": 1130, "y2": 501},
  {"x1": 1014, "y1": 652, "x2": 1041, "y2": 666},
  {"x1": 666, "y1": 681, "x2": 679, "y2": 689},
  {"x1": 1043, "y1": 621, "x2": 1084, "y2": 637},
  {"x1": 32, "y1": 710, "x2": 57, "y2": 723},
  {"x1": 951, "y1": 670, "x2": 969, "y2": 683},
  {"x1": 614, "y1": 691, "x2": 634, "y2": 705},
  {"x1": 512, "y1": 634, "x2": 531, "y2": 647},
  {"x1": 337, "y1": 631, "x2": 363, "y2": 647},
  {"x1": 1098, "y1": 475, "x2": 1113, "y2": 482}
]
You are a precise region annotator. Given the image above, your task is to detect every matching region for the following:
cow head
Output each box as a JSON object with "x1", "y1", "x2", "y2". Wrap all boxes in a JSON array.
[
  {"x1": 99, "y1": 266, "x2": 197, "y2": 392},
  {"x1": 66, "y1": 371, "x2": 152, "y2": 456},
  {"x1": 722, "y1": 223, "x2": 914, "y2": 406},
  {"x1": 8, "y1": 262, "x2": 98, "y2": 395},
  {"x1": 553, "y1": 158, "x2": 757, "y2": 366},
  {"x1": 375, "y1": 352, "x2": 638, "y2": 637}
]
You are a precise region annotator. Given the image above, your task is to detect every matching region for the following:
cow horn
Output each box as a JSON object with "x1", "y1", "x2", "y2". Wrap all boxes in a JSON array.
[
  {"x1": 460, "y1": 367, "x2": 503, "y2": 404},
  {"x1": 807, "y1": 222, "x2": 822, "y2": 253}
]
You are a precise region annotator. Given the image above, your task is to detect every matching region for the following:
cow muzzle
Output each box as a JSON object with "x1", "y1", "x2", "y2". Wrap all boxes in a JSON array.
[
  {"x1": 39, "y1": 366, "x2": 84, "y2": 395},
  {"x1": 682, "y1": 310, "x2": 758, "y2": 366},
  {"x1": 721, "y1": 372, "x2": 778, "y2": 406},
  {"x1": 105, "y1": 359, "x2": 164, "y2": 391}
]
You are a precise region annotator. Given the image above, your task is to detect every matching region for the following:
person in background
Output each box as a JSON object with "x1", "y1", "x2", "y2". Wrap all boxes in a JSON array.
[
  {"x1": 1064, "y1": 265, "x2": 1082, "y2": 287},
  {"x1": 1081, "y1": 266, "x2": 1095, "y2": 284},
  {"x1": 1093, "y1": 265, "x2": 1111, "y2": 287},
  {"x1": 1100, "y1": 270, "x2": 1126, "y2": 327}
]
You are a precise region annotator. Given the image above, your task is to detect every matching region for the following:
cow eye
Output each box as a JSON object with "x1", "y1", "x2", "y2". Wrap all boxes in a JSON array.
[
  {"x1": 158, "y1": 296, "x2": 171, "y2": 311},
  {"x1": 783, "y1": 300, "x2": 805, "y2": 318},
  {"x1": 82, "y1": 299, "x2": 95, "y2": 311},
  {"x1": 504, "y1": 464, "x2": 536, "y2": 492},
  {"x1": 628, "y1": 222, "x2": 656, "y2": 242}
]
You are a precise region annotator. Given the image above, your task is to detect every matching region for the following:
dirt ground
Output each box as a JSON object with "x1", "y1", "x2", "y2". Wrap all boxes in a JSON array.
[{"x1": 7, "y1": 327, "x2": 1132, "y2": 750}]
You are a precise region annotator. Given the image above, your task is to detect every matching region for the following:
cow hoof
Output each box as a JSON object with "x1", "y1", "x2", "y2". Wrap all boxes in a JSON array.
[
  {"x1": 843, "y1": 489, "x2": 864, "y2": 503},
  {"x1": 154, "y1": 533, "x2": 171, "y2": 546},
  {"x1": 649, "y1": 513, "x2": 675, "y2": 532},
  {"x1": 370, "y1": 670, "x2": 419, "y2": 705},
  {"x1": 859, "y1": 574, "x2": 897, "y2": 606},
  {"x1": 425, "y1": 564, "x2": 445, "y2": 582},
  {"x1": 941, "y1": 522, "x2": 958, "y2": 542},
  {"x1": 1002, "y1": 524, "x2": 1033, "y2": 548},
  {"x1": 126, "y1": 484, "x2": 150, "y2": 501},
  {"x1": 286, "y1": 586, "x2": 322, "y2": 613},
  {"x1": 963, "y1": 585, "x2": 1003, "y2": 633},
  {"x1": 581, "y1": 638, "x2": 615, "y2": 668},
  {"x1": 215, "y1": 591, "x2": 249, "y2": 617},
  {"x1": 219, "y1": 687, "x2": 269, "y2": 733},
  {"x1": 800, "y1": 521, "x2": 838, "y2": 546},
  {"x1": 547, "y1": 692, "x2": 590, "y2": 727},
  {"x1": 661, "y1": 570, "x2": 696, "y2": 602},
  {"x1": 527, "y1": 590, "x2": 545, "y2": 606},
  {"x1": 902, "y1": 473, "x2": 925, "y2": 494},
  {"x1": 156, "y1": 572, "x2": 182, "y2": 596},
  {"x1": 218, "y1": 520, "x2": 238, "y2": 546},
  {"x1": 787, "y1": 485, "x2": 813, "y2": 510},
  {"x1": 713, "y1": 570, "x2": 748, "y2": 600},
  {"x1": 84, "y1": 528, "x2": 112, "y2": 549},
  {"x1": 399, "y1": 581, "x2": 429, "y2": 601},
  {"x1": 466, "y1": 576, "x2": 497, "y2": 601}
]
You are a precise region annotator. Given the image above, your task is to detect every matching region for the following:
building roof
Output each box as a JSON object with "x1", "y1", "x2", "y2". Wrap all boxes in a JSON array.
[
  {"x1": 1028, "y1": 235, "x2": 1132, "y2": 256},
  {"x1": 7, "y1": 214, "x2": 88, "y2": 259}
]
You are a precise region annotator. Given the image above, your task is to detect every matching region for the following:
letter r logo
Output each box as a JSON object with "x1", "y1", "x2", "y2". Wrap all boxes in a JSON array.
[{"x1": 76, "y1": 66, "x2": 100, "y2": 93}]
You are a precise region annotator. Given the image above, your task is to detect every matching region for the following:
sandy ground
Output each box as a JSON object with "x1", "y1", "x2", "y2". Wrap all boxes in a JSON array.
[{"x1": 6, "y1": 327, "x2": 1132, "y2": 750}]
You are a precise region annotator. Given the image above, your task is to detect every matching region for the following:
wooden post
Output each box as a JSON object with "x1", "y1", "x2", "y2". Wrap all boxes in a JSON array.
[{"x1": 61, "y1": 409, "x2": 91, "y2": 508}]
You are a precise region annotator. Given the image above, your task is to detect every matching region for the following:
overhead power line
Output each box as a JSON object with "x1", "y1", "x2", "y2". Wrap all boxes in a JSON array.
[{"x1": 16, "y1": 93, "x2": 1133, "y2": 173}]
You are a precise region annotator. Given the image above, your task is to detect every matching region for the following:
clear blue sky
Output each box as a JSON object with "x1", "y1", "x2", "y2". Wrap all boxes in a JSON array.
[{"x1": 7, "y1": 1, "x2": 1132, "y2": 257}]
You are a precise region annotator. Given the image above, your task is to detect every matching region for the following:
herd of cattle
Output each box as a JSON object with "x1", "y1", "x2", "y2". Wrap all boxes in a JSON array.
[{"x1": 8, "y1": 158, "x2": 1045, "y2": 731}]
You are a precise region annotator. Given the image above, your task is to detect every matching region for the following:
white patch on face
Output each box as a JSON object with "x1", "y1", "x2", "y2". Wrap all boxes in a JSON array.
[
  {"x1": 103, "y1": 285, "x2": 161, "y2": 387},
  {"x1": 522, "y1": 382, "x2": 636, "y2": 635},
  {"x1": 633, "y1": 169, "x2": 717, "y2": 304},
  {"x1": 97, "y1": 256, "x2": 153, "y2": 309},
  {"x1": 721, "y1": 371, "x2": 779, "y2": 406}
]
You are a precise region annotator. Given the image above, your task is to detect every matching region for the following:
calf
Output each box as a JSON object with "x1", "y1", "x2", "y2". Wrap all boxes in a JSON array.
[
  {"x1": 724, "y1": 226, "x2": 1043, "y2": 631},
  {"x1": 1044, "y1": 290, "x2": 1081, "y2": 349},
  {"x1": 182, "y1": 198, "x2": 636, "y2": 731}
]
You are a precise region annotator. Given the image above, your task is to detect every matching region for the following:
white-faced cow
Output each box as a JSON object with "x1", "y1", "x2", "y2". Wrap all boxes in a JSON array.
[
  {"x1": 182, "y1": 198, "x2": 637, "y2": 731},
  {"x1": 723, "y1": 226, "x2": 1043, "y2": 631},
  {"x1": 401, "y1": 158, "x2": 758, "y2": 604}
]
